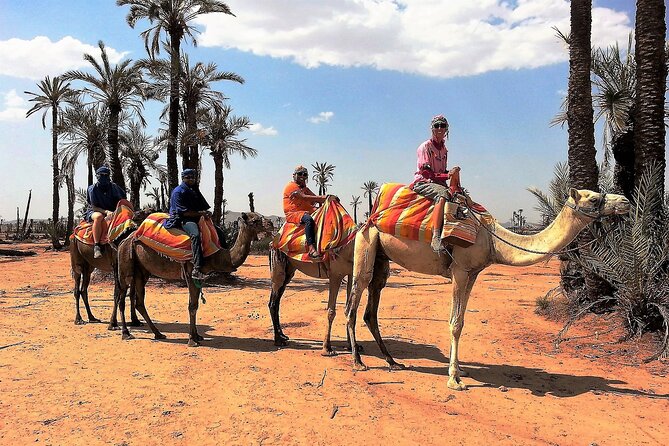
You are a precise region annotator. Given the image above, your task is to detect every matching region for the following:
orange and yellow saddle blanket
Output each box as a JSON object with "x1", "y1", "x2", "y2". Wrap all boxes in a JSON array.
[
  {"x1": 367, "y1": 183, "x2": 494, "y2": 247},
  {"x1": 132, "y1": 213, "x2": 222, "y2": 262},
  {"x1": 72, "y1": 199, "x2": 137, "y2": 246},
  {"x1": 272, "y1": 196, "x2": 358, "y2": 262}
]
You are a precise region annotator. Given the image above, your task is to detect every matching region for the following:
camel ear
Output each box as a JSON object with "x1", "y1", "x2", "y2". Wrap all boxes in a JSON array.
[{"x1": 569, "y1": 188, "x2": 579, "y2": 202}]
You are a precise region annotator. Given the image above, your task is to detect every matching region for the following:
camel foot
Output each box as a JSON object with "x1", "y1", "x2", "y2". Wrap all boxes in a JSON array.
[
  {"x1": 447, "y1": 376, "x2": 467, "y2": 391},
  {"x1": 74, "y1": 318, "x2": 85, "y2": 326},
  {"x1": 107, "y1": 323, "x2": 120, "y2": 331},
  {"x1": 154, "y1": 333, "x2": 167, "y2": 340},
  {"x1": 274, "y1": 337, "x2": 289, "y2": 347},
  {"x1": 129, "y1": 319, "x2": 143, "y2": 327},
  {"x1": 353, "y1": 360, "x2": 369, "y2": 371},
  {"x1": 194, "y1": 333, "x2": 204, "y2": 342},
  {"x1": 122, "y1": 332, "x2": 135, "y2": 341},
  {"x1": 277, "y1": 331, "x2": 289, "y2": 342},
  {"x1": 321, "y1": 347, "x2": 337, "y2": 357},
  {"x1": 187, "y1": 339, "x2": 200, "y2": 347},
  {"x1": 88, "y1": 317, "x2": 102, "y2": 323},
  {"x1": 388, "y1": 361, "x2": 406, "y2": 371}
]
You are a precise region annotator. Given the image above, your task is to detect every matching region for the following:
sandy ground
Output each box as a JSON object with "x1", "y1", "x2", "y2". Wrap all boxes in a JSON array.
[{"x1": 0, "y1": 241, "x2": 668, "y2": 446}]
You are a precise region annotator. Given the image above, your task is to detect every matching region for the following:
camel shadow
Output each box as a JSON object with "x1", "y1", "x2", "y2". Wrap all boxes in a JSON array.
[{"x1": 410, "y1": 361, "x2": 669, "y2": 399}]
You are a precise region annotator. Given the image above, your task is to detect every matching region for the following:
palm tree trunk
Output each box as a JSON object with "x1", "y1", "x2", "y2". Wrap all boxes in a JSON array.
[
  {"x1": 611, "y1": 125, "x2": 635, "y2": 198},
  {"x1": 368, "y1": 195, "x2": 373, "y2": 215},
  {"x1": 65, "y1": 174, "x2": 75, "y2": 246},
  {"x1": 566, "y1": 0, "x2": 613, "y2": 304},
  {"x1": 567, "y1": 0, "x2": 598, "y2": 191},
  {"x1": 183, "y1": 100, "x2": 198, "y2": 170},
  {"x1": 212, "y1": 153, "x2": 224, "y2": 225},
  {"x1": 130, "y1": 175, "x2": 141, "y2": 210},
  {"x1": 353, "y1": 206, "x2": 358, "y2": 225},
  {"x1": 634, "y1": 0, "x2": 667, "y2": 202},
  {"x1": 107, "y1": 110, "x2": 126, "y2": 191},
  {"x1": 167, "y1": 38, "x2": 181, "y2": 193},
  {"x1": 51, "y1": 107, "x2": 61, "y2": 249}
]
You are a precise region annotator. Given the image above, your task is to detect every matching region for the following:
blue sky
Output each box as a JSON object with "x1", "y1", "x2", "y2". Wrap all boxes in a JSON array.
[{"x1": 0, "y1": 0, "x2": 662, "y2": 224}]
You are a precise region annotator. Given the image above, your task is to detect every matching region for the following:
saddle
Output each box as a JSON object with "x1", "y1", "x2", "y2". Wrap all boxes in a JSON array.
[
  {"x1": 366, "y1": 183, "x2": 493, "y2": 248},
  {"x1": 71, "y1": 199, "x2": 136, "y2": 246},
  {"x1": 272, "y1": 196, "x2": 358, "y2": 262},
  {"x1": 132, "y1": 213, "x2": 223, "y2": 262}
]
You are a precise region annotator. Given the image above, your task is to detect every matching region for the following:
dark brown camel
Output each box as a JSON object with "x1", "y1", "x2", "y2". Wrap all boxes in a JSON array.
[
  {"x1": 116, "y1": 212, "x2": 273, "y2": 346},
  {"x1": 70, "y1": 236, "x2": 140, "y2": 327}
]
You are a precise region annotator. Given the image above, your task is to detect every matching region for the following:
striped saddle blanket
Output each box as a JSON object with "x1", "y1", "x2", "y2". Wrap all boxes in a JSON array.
[
  {"x1": 272, "y1": 196, "x2": 358, "y2": 262},
  {"x1": 133, "y1": 213, "x2": 222, "y2": 262},
  {"x1": 72, "y1": 199, "x2": 137, "y2": 246},
  {"x1": 367, "y1": 183, "x2": 493, "y2": 247}
]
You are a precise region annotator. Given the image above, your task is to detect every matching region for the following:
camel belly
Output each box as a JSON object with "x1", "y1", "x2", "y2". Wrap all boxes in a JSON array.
[{"x1": 378, "y1": 233, "x2": 449, "y2": 276}]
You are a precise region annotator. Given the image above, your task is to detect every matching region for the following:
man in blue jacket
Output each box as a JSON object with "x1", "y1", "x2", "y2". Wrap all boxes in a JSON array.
[
  {"x1": 85, "y1": 166, "x2": 127, "y2": 259},
  {"x1": 165, "y1": 169, "x2": 211, "y2": 280}
]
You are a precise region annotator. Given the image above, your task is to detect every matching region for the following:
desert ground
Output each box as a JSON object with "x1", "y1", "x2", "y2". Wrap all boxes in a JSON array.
[{"x1": 0, "y1": 241, "x2": 668, "y2": 446}]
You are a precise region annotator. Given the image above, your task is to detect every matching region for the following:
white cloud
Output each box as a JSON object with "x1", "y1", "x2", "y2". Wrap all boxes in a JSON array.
[
  {"x1": 0, "y1": 90, "x2": 29, "y2": 122},
  {"x1": 249, "y1": 123, "x2": 278, "y2": 136},
  {"x1": 196, "y1": 0, "x2": 631, "y2": 78},
  {"x1": 0, "y1": 36, "x2": 127, "y2": 80},
  {"x1": 308, "y1": 111, "x2": 334, "y2": 124}
]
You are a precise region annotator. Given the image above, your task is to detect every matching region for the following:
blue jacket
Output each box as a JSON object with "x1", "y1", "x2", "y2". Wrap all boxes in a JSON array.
[
  {"x1": 84, "y1": 182, "x2": 126, "y2": 221},
  {"x1": 164, "y1": 182, "x2": 211, "y2": 229}
]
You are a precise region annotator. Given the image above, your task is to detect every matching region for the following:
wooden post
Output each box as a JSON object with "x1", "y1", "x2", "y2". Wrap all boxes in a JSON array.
[{"x1": 21, "y1": 190, "x2": 32, "y2": 239}]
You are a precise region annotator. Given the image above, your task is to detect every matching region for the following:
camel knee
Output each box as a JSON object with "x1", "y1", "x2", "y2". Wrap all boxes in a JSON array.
[
  {"x1": 327, "y1": 307, "x2": 336, "y2": 322},
  {"x1": 450, "y1": 320, "x2": 464, "y2": 338}
]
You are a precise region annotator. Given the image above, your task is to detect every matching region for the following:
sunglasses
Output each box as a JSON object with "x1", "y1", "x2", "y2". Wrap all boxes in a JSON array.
[
  {"x1": 433, "y1": 123, "x2": 448, "y2": 129},
  {"x1": 295, "y1": 172, "x2": 308, "y2": 177}
]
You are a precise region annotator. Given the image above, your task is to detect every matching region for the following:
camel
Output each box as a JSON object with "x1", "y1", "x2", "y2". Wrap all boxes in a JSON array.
[
  {"x1": 116, "y1": 212, "x2": 273, "y2": 346},
  {"x1": 345, "y1": 188, "x2": 630, "y2": 390},
  {"x1": 268, "y1": 240, "x2": 355, "y2": 355},
  {"x1": 70, "y1": 239, "x2": 140, "y2": 327}
]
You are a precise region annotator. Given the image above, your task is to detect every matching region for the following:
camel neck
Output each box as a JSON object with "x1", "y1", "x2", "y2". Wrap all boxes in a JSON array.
[
  {"x1": 229, "y1": 221, "x2": 255, "y2": 268},
  {"x1": 492, "y1": 206, "x2": 591, "y2": 266}
]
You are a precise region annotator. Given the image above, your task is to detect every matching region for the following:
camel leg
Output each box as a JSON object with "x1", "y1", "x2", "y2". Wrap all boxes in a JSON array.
[
  {"x1": 321, "y1": 275, "x2": 344, "y2": 356},
  {"x1": 268, "y1": 257, "x2": 295, "y2": 346},
  {"x1": 80, "y1": 266, "x2": 101, "y2": 323},
  {"x1": 342, "y1": 275, "x2": 363, "y2": 353},
  {"x1": 117, "y1": 273, "x2": 133, "y2": 341},
  {"x1": 128, "y1": 281, "x2": 142, "y2": 327},
  {"x1": 132, "y1": 270, "x2": 165, "y2": 341},
  {"x1": 447, "y1": 268, "x2": 479, "y2": 391},
  {"x1": 346, "y1": 229, "x2": 379, "y2": 371},
  {"x1": 363, "y1": 255, "x2": 404, "y2": 370},
  {"x1": 73, "y1": 269, "x2": 85, "y2": 325},
  {"x1": 187, "y1": 278, "x2": 203, "y2": 347}
]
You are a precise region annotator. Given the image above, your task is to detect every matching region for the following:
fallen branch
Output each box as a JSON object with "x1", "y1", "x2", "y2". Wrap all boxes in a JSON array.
[
  {"x1": 317, "y1": 369, "x2": 327, "y2": 388},
  {"x1": 4, "y1": 301, "x2": 45, "y2": 309},
  {"x1": 0, "y1": 248, "x2": 36, "y2": 257},
  {"x1": 0, "y1": 341, "x2": 25, "y2": 350}
]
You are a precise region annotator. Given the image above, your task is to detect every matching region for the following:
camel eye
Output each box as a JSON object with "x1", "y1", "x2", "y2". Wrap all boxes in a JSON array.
[{"x1": 589, "y1": 197, "x2": 598, "y2": 203}]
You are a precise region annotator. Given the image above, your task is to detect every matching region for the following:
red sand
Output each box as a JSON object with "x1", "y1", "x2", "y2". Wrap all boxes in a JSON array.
[{"x1": 1, "y1": 242, "x2": 667, "y2": 445}]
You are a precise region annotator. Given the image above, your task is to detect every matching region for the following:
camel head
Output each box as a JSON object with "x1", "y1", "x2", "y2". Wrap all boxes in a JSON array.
[
  {"x1": 240, "y1": 212, "x2": 275, "y2": 240},
  {"x1": 567, "y1": 188, "x2": 630, "y2": 219}
]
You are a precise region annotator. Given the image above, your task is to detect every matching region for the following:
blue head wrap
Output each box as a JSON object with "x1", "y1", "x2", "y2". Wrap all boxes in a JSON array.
[{"x1": 182, "y1": 169, "x2": 197, "y2": 178}]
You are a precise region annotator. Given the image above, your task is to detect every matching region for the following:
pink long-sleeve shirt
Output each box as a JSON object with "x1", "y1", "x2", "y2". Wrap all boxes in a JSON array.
[{"x1": 413, "y1": 138, "x2": 448, "y2": 183}]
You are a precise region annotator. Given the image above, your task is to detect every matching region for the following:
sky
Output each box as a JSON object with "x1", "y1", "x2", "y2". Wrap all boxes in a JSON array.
[{"x1": 0, "y1": 0, "x2": 664, "y2": 225}]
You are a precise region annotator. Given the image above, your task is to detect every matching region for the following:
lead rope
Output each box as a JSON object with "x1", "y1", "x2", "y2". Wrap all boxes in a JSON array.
[
  {"x1": 181, "y1": 263, "x2": 206, "y2": 304},
  {"x1": 463, "y1": 200, "x2": 609, "y2": 257}
]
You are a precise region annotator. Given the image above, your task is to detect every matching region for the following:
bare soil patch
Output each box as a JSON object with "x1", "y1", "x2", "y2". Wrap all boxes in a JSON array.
[{"x1": 1, "y1": 242, "x2": 667, "y2": 445}]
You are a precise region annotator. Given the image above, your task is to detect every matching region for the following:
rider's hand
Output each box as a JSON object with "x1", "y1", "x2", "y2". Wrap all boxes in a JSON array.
[{"x1": 449, "y1": 166, "x2": 461, "y2": 174}]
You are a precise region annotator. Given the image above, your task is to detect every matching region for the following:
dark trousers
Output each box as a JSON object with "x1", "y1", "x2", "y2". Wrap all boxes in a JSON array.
[
  {"x1": 300, "y1": 213, "x2": 317, "y2": 248},
  {"x1": 182, "y1": 221, "x2": 203, "y2": 269}
]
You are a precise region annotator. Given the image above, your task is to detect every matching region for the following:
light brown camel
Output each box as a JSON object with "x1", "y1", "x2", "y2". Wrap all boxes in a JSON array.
[
  {"x1": 345, "y1": 188, "x2": 630, "y2": 390},
  {"x1": 70, "y1": 239, "x2": 140, "y2": 327},
  {"x1": 116, "y1": 212, "x2": 273, "y2": 346},
  {"x1": 268, "y1": 241, "x2": 355, "y2": 355}
]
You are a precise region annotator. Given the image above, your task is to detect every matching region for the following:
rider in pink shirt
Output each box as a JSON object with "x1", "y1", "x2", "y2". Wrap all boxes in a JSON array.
[{"x1": 410, "y1": 115, "x2": 461, "y2": 253}]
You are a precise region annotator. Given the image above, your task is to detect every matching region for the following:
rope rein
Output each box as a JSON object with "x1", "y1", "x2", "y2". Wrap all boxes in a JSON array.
[{"x1": 463, "y1": 194, "x2": 609, "y2": 257}]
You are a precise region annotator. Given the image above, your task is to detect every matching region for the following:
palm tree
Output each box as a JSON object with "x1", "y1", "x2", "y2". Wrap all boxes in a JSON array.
[
  {"x1": 63, "y1": 41, "x2": 146, "y2": 191},
  {"x1": 117, "y1": 0, "x2": 235, "y2": 192},
  {"x1": 120, "y1": 121, "x2": 165, "y2": 209},
  {"x1": 25, "y1": 75, "x2": 77, "y2": 249},
  {"x1": 361, "y1": 181, "x2": 379, "y2": 216},
  {"x1": 200, "y1": 106, "x2": 257, "y2": 224},
  {"x1": 350, "y1": 195, "x2": 361, "y2": 224},
  {"x1": 567, "y1": 0, "x2": 598, "y2": 191},
  {"x1": 58, "y1": 101, "x2": 109, "y2": 186},
  {"x1": 311, "y1": 162, "x2": 336, "y2": 196},
  {"x1": 59, "y1": 153, "x2": 78, "y2": 243},
  {"x1": 633, "y1": 0, "x2": 667, "y2": 209},
  {"x1": 590, "y1": 36, "x2": 636, "y2": 197}
]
